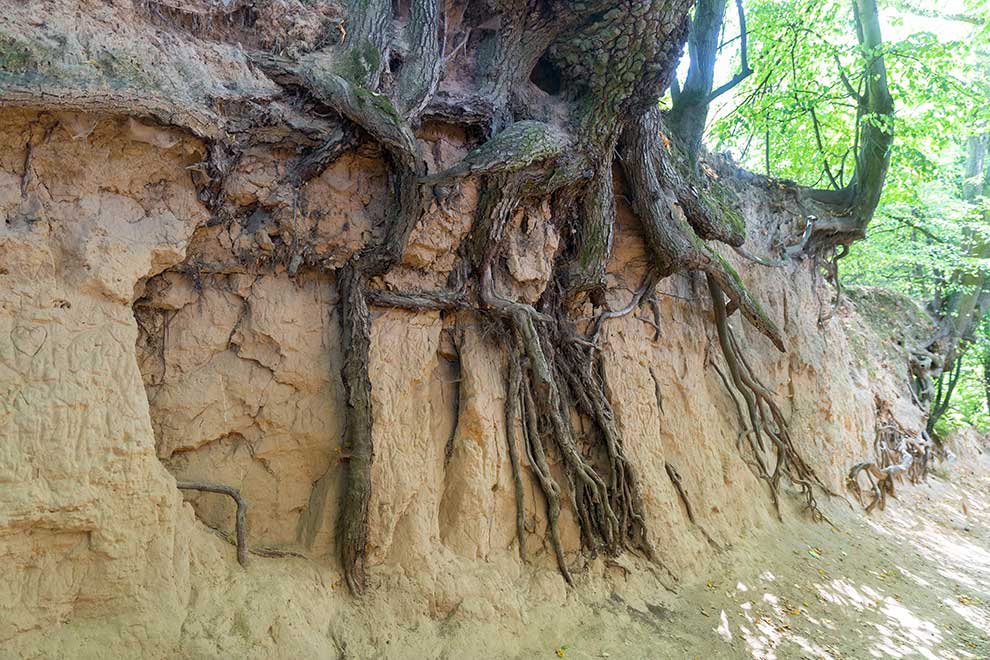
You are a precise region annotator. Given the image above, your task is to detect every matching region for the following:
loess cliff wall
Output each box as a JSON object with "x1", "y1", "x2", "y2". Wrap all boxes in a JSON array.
[{"x1": 0, "y1": 105, "x2": 934, "y2": 657}]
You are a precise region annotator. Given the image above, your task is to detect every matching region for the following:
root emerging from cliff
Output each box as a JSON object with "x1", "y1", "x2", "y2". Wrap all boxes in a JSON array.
[
  {"x1": 331, "y1": 96, "x2": 833, "y2": 589},
  {"x1": 501, "y1": 299, "x2": 655, "y2": 580},
  {"x1": 337, "y1": 265, "x2": 375, "y2": 595},
  {"x1": 177, "y1": 481, "x2": 249, "y2": 567},
  {"x1": 707, "y1": 275, "x2": 831, "y2": 522},
  {"x1": 847, "y1": 405, "x2": 931, "y2": 513}
]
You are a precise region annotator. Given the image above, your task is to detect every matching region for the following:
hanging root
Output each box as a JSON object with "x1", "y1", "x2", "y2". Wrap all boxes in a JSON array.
[
  {"x1": 505, "y1": 348, "x2": 528, "y2": 563},
  {"x1": 462, "y1": 101, "x2": 810, "y2": 583},
  {"x1": 177, "y1": 480, "x2": 249, "y2": 567},
  {"x1": 475, "y1": 174, "x2": 653, "y2": 578},
  {"x1": 519, "y1": 308, "x2": 617, "y2": 548},
  {"x1": 554, "y1": 297, "x2": 655, "y2": 560},
  {"x1": 619, "y1": 110, "x2": 833, "y2": 522},
  {"x1": 665, "y1": 462, "x2": 722, "y2": 550},
  {"x1": 490, "y1": 282, "x2": 656, "y2": 581},
  {"x1": 336, "y1": 264, "x2": 374, "y2": 595},
  {"x1": 502, "y1": 302, "x2": 654, "y2": 572},
  {"x1": 706, "y1": 275, "x2": 832, "y2": 522},
  {"x1": 511, "y1": 330, "x2": 572, "y2": 583}
]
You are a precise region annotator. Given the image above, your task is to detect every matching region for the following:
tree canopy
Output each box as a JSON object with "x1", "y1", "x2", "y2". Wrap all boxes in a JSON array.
[{"x1": 687, "y1": 0, "x2": 990, "y2": 433}]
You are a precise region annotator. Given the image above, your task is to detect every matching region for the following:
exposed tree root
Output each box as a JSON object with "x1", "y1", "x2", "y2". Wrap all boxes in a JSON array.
[
  {"x1": 336, "y1": 264, "x2": 374, "y2": 595},
  {"x1": 876, "y1": 414, "x2": 931, "y2": 485},
  {"x1": 505, "y1": 348, "x2": 528, "y2": 563},
  {"x1": 553, "y1": 304, "x2": 655, "y2": 560},
  {"x1": 27, "y1": 0, "x2": 857, "y2": 593},
  {"x1": 587, "y1": 270, "x2": 661, "y2": 345},
  {"x1": 468, "y1": 188, "x2": 656, "y2": 580},
  {"x1": 177, "y1": 480, "x2": 249, "y2": 567},
  {"x1": 514, "y1": 332, "x2": 572, "y2": 584},
  {"x1": 366, "y1": 288, "x2": 468, "y2": 311},
  {"x1": 847, "y1": 462, "x2": 898, "y2": 513},
  {"x1": 621, "y1": 110, "x2": 785, "y2": 352},
  {"x1": 427, "y1": 84, "x2": 825, "y2": 583},
  {"x1": 665, "y1": 462, "x2": 723, "y2": 550},
  {"x1": 706, "y1": 275, "x2": 831, "y2": 523},
  {"x1": 848, "y1": 405, "x2": 931, "y2": 513},
  {"x1": 513, "y1": 309, "x2": 621, "y2": 555}
]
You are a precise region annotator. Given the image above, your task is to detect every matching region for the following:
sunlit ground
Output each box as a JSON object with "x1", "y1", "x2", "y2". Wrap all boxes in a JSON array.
[
  {"x1": 510, "y1": 451, "x2": 990, "y2": 660},
  {"x1": 690, "y1": 453, "x2": 990, "y2": 659}
]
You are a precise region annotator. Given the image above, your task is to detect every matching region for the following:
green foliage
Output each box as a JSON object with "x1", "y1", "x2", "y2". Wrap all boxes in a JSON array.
[
  {"x1": 707, "y1": 0, "x2": 988, "y2": 192},
  {"x1": 842, "y1": 149, "x2": 981, "y2": 300},
  {"x1": 934, "y1": 348, "x2": 990, "y2": 434},
  {"x1": 701, "y1": 0, "x2": 990, "y2": 429}
]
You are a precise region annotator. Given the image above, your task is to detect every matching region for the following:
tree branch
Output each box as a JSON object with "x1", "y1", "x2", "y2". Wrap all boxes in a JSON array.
[
  {"x1": 834, "y1": 54, "x2": 863, "y2": 103},
  {"x1": 708, "y1": 0, "x2": 753, "y2": 101}
]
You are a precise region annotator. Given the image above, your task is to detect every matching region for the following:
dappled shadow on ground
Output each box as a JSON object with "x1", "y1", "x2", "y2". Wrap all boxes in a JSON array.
[
  {"x1": 674, "y1": 454, "x2": 990, "y2": 659},
  {"x1": 507, "y1": 454, "x2": 990, "y2": 660}
]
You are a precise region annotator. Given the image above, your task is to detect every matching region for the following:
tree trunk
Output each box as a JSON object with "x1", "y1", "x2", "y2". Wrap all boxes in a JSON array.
[
  {"x1": 924, "y1": 134, "x2": 990, "y2": 433},
  {"x1": 669, "y1": 0, "x2": 751, "y2": 164},
  {"x1": 671, "y1": 0, "x2": 894, "y2": 254}
]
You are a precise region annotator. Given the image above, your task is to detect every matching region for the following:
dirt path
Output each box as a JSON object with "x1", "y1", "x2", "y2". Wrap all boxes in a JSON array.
[{"x1": 496, "y1": 449, "x2": 990, "y2": 659}]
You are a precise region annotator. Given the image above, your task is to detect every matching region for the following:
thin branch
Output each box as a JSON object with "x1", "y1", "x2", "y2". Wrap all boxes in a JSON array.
[
  {"x1": 886, "y1": 213, "x2": 949, "y2": 245},
  {"x1": 808, "y1": 106, "x2": 842, "y2": 190},
  {"x1": 834, "y1": 54, "x2": 863, "y2": 103},
  {"x1": 708, "y1": 0, "x2": 752, "y2": 101}
]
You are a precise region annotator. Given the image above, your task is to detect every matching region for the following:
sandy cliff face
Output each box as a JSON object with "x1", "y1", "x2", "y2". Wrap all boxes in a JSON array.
[
  {"x1": 0, "y1": 110, "x2": 203, "y2": 652},
  {"x1": 0, "y1": 107, "x2": 929, "y2": 657}
]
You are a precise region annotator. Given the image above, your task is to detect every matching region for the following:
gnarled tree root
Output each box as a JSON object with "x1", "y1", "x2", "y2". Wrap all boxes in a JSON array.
[
  {"x1": 494, "y1": 293, "x2": 655, "y2": 582},
  {"x1": 848, "y1": 406, "x2": 930, "y2": 513},
  {"x1": 847, "y1": 462, "x2": 897, "y2": 513},
  {"x1": 706, "y1": 275, "x2": 832, "y2": 523}
]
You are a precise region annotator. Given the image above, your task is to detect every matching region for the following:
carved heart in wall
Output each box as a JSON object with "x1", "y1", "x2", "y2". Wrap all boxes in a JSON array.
[{"x1": 11, "y1": 324, "x2": 48, "y2": 357}]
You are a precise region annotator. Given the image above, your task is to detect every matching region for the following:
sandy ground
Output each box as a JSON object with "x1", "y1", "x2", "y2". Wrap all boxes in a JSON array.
[{"x1": 489, "y1": 450, "x2": 990, "y2": 660}]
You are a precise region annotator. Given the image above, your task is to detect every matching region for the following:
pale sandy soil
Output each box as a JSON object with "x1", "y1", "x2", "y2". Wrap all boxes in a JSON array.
[{"x1": 480, "y1": 450, "x2": 990, "y2": 660}]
